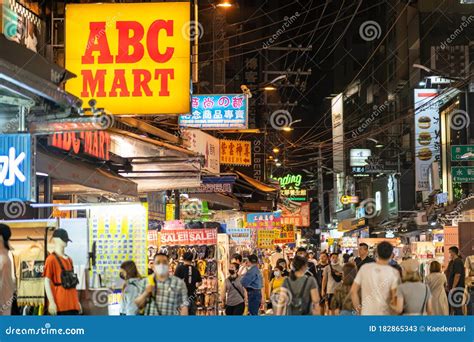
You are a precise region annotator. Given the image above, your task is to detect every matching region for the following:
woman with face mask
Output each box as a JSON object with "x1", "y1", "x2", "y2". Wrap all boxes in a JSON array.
[
  {"x1": 119, "y1": 261, "x2": 144, "y2": 315},
  {"x1": 220, "y1": 263, "x2": 246, "y2": 315}
]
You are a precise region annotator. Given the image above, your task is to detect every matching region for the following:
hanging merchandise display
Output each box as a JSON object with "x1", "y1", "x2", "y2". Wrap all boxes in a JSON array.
[
  {"x1": 89, "y1": 203, "x2": 148, "y2": 288},
  {"x1": 159, "y1": 228, "x2": 218, "y2": 316}
]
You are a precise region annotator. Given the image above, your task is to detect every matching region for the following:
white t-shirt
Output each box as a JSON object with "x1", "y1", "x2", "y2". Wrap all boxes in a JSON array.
[{"x1": 354, "y1": 262, "x2": 400, "y2": 315}]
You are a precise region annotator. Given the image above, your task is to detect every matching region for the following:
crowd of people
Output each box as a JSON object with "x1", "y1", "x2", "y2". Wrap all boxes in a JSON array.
[{"x1": 116, "y1": 240, "x2": 472, "y2": 316}]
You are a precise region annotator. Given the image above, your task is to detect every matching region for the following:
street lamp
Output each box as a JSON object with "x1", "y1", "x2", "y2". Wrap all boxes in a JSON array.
[
  {"x1": 282, "y1": 119, "x2": 301, "y2": 132},
  {"x1": 215, "y1": 0, "x2": 235, "y2": 8}
]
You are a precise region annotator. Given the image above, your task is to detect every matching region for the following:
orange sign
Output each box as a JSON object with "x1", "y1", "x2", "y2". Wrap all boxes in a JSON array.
[
  {"x1": 65, "y1": 2, "x2": 190, "y2": 115},
  {"x1": 220, "y1": 139, "x2": 251, "y2": 166}
]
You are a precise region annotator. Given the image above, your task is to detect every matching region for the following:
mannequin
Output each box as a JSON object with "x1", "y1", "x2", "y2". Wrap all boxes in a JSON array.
[
  {"x1": 44, "y1": 229, "x2": 81, "y2": 315},
  {"x1": 0, "y1": 224, "x2": 15, "y2": 316}
]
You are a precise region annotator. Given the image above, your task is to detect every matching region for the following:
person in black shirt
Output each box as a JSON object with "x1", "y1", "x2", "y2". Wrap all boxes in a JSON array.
[
  {"x1": 446, "y1": 246, "x2": 465, "y2": 315},
  {"x1": 174, "y1": 252, "x2": 202, "y2": 315},
  {"x1": 354, "y1": 243, "x2": 375, "y2": 271}
]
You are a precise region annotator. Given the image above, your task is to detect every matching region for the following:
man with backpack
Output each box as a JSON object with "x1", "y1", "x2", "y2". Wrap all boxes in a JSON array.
[
  {"x1": 174, "y1": 252, "x2": 202, "y2": 315},
  {"x1": 322, "y1": 252, "x2": 343, "y2": 315},
  {"x1": 275, "y1": 256, "x2": 320, "y2": 315}
]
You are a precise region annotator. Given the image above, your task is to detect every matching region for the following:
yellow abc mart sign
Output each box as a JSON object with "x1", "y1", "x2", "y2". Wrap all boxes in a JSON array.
[{"x1": 65, "y1": 2, "x2": 190, "y2": 115}]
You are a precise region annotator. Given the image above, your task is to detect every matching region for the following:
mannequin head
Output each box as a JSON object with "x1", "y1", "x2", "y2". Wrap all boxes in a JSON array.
[
  {"x1": 51, "y1": 229, "x2": 71, "y2": 256},
  {"x1": 0, "y1": 224, "x2": 11, "y2": 250}
]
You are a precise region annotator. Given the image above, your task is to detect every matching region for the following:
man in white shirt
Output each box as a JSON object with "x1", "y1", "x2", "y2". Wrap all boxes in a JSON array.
[
  {"x1": 351, "y1": 241, "x2": 400, "y2": 315},
  {"x1": 270, "y1": 246, "x2": 284, "y2": 268}
]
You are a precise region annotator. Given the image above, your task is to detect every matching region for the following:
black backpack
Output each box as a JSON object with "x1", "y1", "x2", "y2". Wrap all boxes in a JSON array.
[{"x1": 285, "y1": 276, "x2": 310, "y2": 315}]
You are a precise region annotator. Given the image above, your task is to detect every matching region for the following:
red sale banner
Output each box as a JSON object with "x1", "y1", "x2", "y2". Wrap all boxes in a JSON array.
[{"x1": 160, "y1": 229, "x2": 217, "y2": 246}]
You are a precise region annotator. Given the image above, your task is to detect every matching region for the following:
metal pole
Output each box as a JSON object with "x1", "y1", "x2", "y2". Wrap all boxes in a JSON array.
[
  {"x1": 18, "y1": 106, "x2": 27, "y2": 132},
  {"x1": 318, "y1": 144, "x2": 325, "y2": 228},
  {"x1": 174, "y1": 189, "x2": 180, "y2": 220}
]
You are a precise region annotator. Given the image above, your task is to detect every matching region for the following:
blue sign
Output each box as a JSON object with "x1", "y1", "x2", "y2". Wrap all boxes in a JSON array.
[
  {"x1": 179, "y1": 94, "x2": 248, "y2": 129},
  {"x1": 0, "y1": 134, "x2": 34, "y2": 202},
  {"x1": 226, "y1": 227, "x2": 252, "y2": 243},
  {"x1": 247, "y1": 211, "x2": 281, "y2": 223}
]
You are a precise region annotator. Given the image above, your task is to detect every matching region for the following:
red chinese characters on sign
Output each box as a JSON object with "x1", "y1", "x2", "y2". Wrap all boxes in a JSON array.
[
  {"x1": 220, "y1": 139, "x2": 251, "y2": 166},
  {"x1": 160, "y1": 229, "x2": 217, "y2": 246},
  {"x1": 281, "y1": 202, "x2": 310, "y2": 227}
]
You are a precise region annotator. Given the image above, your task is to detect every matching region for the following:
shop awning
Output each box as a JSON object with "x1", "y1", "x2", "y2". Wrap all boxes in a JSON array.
[
  {"x1": 235, "y1": 171, "x2": 278, "y2": 193},
  {"x1": 37, "y1": 150, "x2": 138, "y2": 197},
  {"x1": 191, "y1": 193, "x2": 240, "y2": 210},
  {"x1": 0, "y1": 35, "x2": 82, "y2": 112}
]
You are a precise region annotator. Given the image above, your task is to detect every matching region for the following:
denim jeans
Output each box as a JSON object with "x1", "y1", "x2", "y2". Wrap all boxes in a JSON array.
[{"x1": 246, "y1": 288, "x2": 261, "y2": 316}]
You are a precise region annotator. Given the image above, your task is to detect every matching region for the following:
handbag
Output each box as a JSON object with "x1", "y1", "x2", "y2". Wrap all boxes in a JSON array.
[{"x1": 52, "y1": 253, "x2": 79, "y2": 289}]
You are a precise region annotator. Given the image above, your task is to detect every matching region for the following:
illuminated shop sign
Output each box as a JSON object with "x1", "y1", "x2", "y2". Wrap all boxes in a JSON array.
[
  {"x1": 65, "y1": 2, "x2": 191, "y2": 115},
  {"x1": 179, "y1": 94, "x2": 248, "y2": 129},
  {"x1": 48, "y1": 131, "x2": 111, "y2": 161},
  {"x1": 0, "y1": 134, "x2": 35, "y2": 202}
]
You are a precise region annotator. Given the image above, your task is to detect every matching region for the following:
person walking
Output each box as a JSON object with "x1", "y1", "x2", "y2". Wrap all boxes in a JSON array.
[
  {"x1": 330, "y1": 263, "x2": 357, "y2": 315},
  {"x1": 221, "y1": 263, "x2": 246, "y2": 315},
  {"x1": 119, "y1": 260, "x2": 144, "y2": 315},
  {"x1": 270, "y1": 246, "x2": 285, "y2": 268},
  {"x1": 354, "y1": 243, "x2": 375, "y2": 271},
  {"x1": 268, "y1": 265, "x2": 286, "y2": 298},
  {"x1": 135, "y1": 253, "x2": 188, "y2": 316},
  {"x1": 296, "y1": 247, "x2": 317, "y2": 278},
  {"x1": 446, "y1": 246, "x2": 466, "y2": 315},
  {"x1": 174, "y1": 252, "x2": 202, "y2": 315},
  {"x1": 0, "y1": 224, "x2": 15, "y2": 316},
  {"x1": 275, "y1": 256, "x2": 320, "y2": 315},
  {"x1": 425, "y1": 260, "x2": 449, "y2": 315},
  {"x1": 392, "y1": 259, "x2": 432, "y2": 315},
  {"x1": 240, "y1": 254, "x2": 263, "y2": 315},
  {"x1": 351, "y1": 241, "x2": 400, "y2": 315},
  {"x1": 322, "y1": 253, "x2": 343, "y2": 315},
  {"x1": 316, "y1": 252, "x2": 329, "y2": 315}
]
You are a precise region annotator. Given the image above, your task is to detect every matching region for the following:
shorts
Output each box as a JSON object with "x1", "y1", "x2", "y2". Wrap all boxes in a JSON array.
[{"x1": 327, "y1": 294, "x2": 334, "y2": 307}]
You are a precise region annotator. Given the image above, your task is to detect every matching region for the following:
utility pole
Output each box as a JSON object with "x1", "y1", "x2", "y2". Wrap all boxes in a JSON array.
[{"x1": 317, "y1": 144, "x2": 325, "y2": 229}]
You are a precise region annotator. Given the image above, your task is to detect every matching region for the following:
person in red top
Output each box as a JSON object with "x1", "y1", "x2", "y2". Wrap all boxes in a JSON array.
[{"x1": 43, "y1": 229, "x2": 81, "y2": 315}]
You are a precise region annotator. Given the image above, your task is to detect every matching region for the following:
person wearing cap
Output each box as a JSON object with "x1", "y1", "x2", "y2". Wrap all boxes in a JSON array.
[
  {"x1": 43, "y1": 229, "x2": 81, "y2": 315},
  {"x1": 0, "y1": 224, "x2": 15, "y2": 315},
  {"x1": 240, "y1": 254, "x2": 263, "y2": 315},
  {"x1": 392, "y1": 258, "x2": 432, "y2": 315},
  {"x1": 174, "y1": 252, "x2": 202, "y2": 315}
]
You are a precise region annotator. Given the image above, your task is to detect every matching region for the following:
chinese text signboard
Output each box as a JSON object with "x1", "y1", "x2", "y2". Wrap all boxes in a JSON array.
[
  {"x1": 274, "y1": 173, "x2": 308, "y2": 202},
  {"x1": 414, "y1": 89, "x2": 439, "y2": 191},
  {"x1": 451, "y1": 145, "x2": 474, "y2": 161},
  {"x1": 182, "y1": 129, "x2": 220, "y2": 174},
  {"x1": 246, "y1": 212, "x2": 282, "y2": 229},
  {"x1": 274, "y1": 224, "x2": 296, "y2": 244},
  {"x1": 452, "y1": 167, "x2": 474, "y2": 183},
  {"x1": 257, "y1": 229, "x2": 275, "y2": 249},
  {"x1": 160, "y1": 229, "x2": 217, "y2": 246},
  {"x1": 179, "y1": 94, "x2": 248, "y2": 129},
  {"x1": 0, "y1": 134, "x2": 35, "y2": 202},
  {"x1": 182, "y1": 183, "x2": 233, "y2": 194},
  {"x1": 65, "y1": 2, "x2": 191, "y2": 115},
  {"x1": 220, "y1": 139, "x2": 251, "y2": 166},
  {"x1": 281, "y1": 202, "x2": 310, "y2": 227},
  {"x1": 226, "y1": 228, "x2": 252, "y2": 244}
]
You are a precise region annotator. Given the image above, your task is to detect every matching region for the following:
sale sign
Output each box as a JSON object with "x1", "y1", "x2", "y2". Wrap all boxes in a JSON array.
[
  {"x1": 65, "y1": 2, "x2": 190, "y2": 115},
  {"x1": 160, "y1": 229, "x2": 217, "y2": 246}
]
